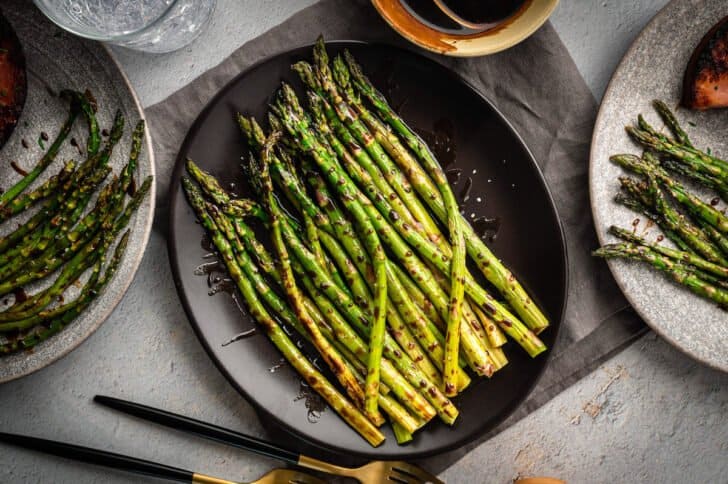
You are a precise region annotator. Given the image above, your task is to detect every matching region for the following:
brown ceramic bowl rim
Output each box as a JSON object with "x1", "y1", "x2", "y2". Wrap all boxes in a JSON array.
[{"x1": 371, "y1": 0, "x2": 559, "y2": 57}]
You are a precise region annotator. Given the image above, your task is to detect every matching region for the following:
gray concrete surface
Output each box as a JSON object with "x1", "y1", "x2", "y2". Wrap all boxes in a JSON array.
[{"x1": 3, "y1": 1, "x2": 728, "y2": 483}]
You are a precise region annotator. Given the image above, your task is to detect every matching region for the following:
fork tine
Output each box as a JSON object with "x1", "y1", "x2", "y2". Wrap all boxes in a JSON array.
[
  {"x1": 256, "y1": 468, "x2": 327, "y2": 484},
  {"x1": 288, "y1": 470, "x2": 328, "y2": 484},
  {"x1": 390, "y1": 462, "x2": 444, "y2": 484}
]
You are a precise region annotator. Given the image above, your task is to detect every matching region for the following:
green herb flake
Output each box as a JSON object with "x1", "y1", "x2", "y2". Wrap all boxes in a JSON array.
[
  {"x1": 37, "y1": 136, "x2": 45, "y2": 150},
  {"x1": 687, "y1": 121, "x2": 696, "y2": 127}
]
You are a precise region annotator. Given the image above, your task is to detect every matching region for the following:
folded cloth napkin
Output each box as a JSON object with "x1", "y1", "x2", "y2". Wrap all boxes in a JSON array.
[{"x1": 145, "y1": 0, "x2": 646, "y2": 471}]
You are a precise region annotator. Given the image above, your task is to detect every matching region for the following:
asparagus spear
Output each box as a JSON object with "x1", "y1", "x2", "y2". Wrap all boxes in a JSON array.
[
  {"x1": 182, "y1": 178, "x2": 385, "y2": 447},
  {"x1": 210, "y1": 207, "x2": 425, "y2": 433},
  {"x1": 301, "y1": 164, "x2": 473, "y2": 385},
  {"x1": 652, "y1": 100, "x2": 693, "y2": 148},
  {"x1": 271, "y1": 89, "x2": 389, "y2": 420},
  {"x1": 0, "y1": 161, "x2": 76, "y2": 223},
  {"x1": 0, "y1": 110, "x2": 124, "y2": 257},
  {"x1": 0, "y1": 176, "x2": 151, "y2": 298},
  {"x1": 594, "y1": 243, "x2": 728, "y2": 307},
  {"x1": 626, "y1": 126, "x2": 728, "y2": 182},
  {"x1": 190, "y1": 164, "x2": 444, "y2": 423},
  {"x1": 255, "y1": 134, "x2": 371, "y2": 418},
  {"x1": 276, "y1": 86, "x2": 537, "y2": 361},
  {"x1": 696, "y1": 218, "x2": 728, "y2": 257},
  {"x1": 305, "y1": 98, "x2": 489, "y2": 379},
  {"x1": 1, "y1": 231, "x2": 129, "y2": 352},
  {"x1": 341, "y1": 48, "x2": 551, "y2": 336},
  {"x1": 246, "y1": 181, "x2": 457, "y2": 423},
  {"x1": 295, "y1": 60, "x2": 445, "y2": 248},
  {"x1": 612, "y1": 153, "x2": 728, "y2": 234},
  {"x1": 661, "y1": 158, "x2": 728, "y2": 203},
  {"x1": 300, "y1": 66, "x2": 431, "y2": 240},
  {"x1": 0, "y1": 92, "x2": 81, "y2": 208},
  {"x1": 0, "y1": 166, "x2": 112, "y2": 274},
  {"x1": 330, "y1": 54, "x2": 467, "y2": 394},
  {"x1": 608, "y1": 225, "x2": 728, "y2": 279},
  {"x1": 620, "y1": 175, "x2": 727, "y2": 265}
]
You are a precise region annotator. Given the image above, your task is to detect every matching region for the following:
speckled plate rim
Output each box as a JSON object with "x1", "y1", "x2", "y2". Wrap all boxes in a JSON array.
[
  {"x1": 589, "y1": 0, "x2": 726, "y2": 373},
  {"x1": 0, "y1": 42, "x2": 156, "y2": 384},
  {"x1": 371, "y1": 0, "x2": 559, "y2": 57}
]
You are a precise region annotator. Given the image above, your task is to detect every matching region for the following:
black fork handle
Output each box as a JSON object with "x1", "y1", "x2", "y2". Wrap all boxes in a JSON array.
[
  {"x1": 94, "y1": 395, "x2": 300, "y2": 465},
  {"x1": 0, "y1": 431, "x2": 194, "y2": 482}
]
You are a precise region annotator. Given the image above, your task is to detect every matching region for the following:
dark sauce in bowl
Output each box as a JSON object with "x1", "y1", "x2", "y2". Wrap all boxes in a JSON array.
[{"x1": 401, "y1": 0, "x2": 527, "y2": 33}]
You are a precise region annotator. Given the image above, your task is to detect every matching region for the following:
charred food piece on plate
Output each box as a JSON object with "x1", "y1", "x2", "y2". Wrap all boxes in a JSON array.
[
  {"x1": 0, "y1": 9, "x2": 26, "y2": 148},
  {"x1": 683, "y1": 15, "x2": 728, "y2": 110}
]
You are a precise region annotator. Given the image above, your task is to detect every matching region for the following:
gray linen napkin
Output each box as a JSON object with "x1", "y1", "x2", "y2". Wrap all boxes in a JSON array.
[{"x1": 145, "y1": 0, "x2": 646, "y2": 471}]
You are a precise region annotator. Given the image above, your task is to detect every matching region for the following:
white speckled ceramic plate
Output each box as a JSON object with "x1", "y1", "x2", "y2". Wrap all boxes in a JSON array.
[
  {"x1": 590, "y1": 0, "x2": 728, "y2": 372},
  {"x1": 0, "y1": 0, "x2": 155, "y2": 382}
]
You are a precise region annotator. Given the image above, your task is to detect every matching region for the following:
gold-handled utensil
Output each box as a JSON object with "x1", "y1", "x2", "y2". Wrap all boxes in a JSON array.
[
  {"x1": 95, "y1": 395, "x2": 443, "y2": 484},
  {"x1": 0, "y1": 432, "x2": 324, "y2": 484}
]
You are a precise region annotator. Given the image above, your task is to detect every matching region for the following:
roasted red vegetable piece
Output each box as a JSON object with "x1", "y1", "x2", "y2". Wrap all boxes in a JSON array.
[
  {"x1": 0, "y1": 9, "x2": 26, "y2": 148},
  {"x1": 682, "y1": 15, "x2": 728, "y2": 110}
]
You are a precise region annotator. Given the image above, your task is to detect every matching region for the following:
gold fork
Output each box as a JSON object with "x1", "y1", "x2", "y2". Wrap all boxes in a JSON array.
[
  {"x1": 0, "y1": 431, "x2": 325, "y2": 484},
  {"x1": 298, "y1": 455, "x2": 442, "y2": 483},
  {"x1": 96, "y1": 395, "x2": 443, "y2": 484}
]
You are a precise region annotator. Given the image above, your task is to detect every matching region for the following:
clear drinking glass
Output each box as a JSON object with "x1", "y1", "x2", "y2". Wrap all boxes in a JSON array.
[{"x1": 32, "y1": 0, "x2": 217, "y2": 53}]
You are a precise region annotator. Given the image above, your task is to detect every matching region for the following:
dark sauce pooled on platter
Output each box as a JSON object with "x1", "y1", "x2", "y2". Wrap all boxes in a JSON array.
[
  {"x1": 415, "y1": 118, "x2": 456, "y2": 168},
  {"x1": 472, "y1": 216, "x2": 501, "y2": 242},
  {"x1": 459, "y1": 176, "x2": 473, "y2": 203},
  {"x1": 446, "y1": 168, "x2": 461, "y2": 185},
  {"x1": 295, "y1": 380, "x2": 326, "y2": 423}
]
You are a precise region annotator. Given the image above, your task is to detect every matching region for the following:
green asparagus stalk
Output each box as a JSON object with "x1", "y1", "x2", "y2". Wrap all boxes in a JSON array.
[
  {"x1": 1, "y1": 231, "x2": 129, "y2": 352},
  {"x1": 652, "y1": 100, "x2": 693, "y2": 148},
  {"x1": 295, "y1": 60, "x2": 446, "y2": 248},
  {"x1": 626, "y1": 126, "x2": 728, "y2": 182},
  {"x1": 696, "y1": 218, "x2": 728, "y2": 257},
  {"x1": 0, "y1": 161, "x2": 76, "y2": 223},
  {"x1": 608, "y1": 225, "x2": 728, "y2": 279},
  {"x1": 0, "y1": 176, "x2": 151, "y2": 298},
  {"x1": 619, "y1": 175, "x2": 727, "y2": 265},
  {"x1": 254, "y1": 134, "x2": 371, "y2": 419},
  {"x1": 182, "y1": 178, "x2": 385, "y2": 447},
  {"x1": 0, "y1": 109, "x2": 123, "y2": 258},
  {"x1": 329, "y1": 54, "x2": 466, "y2": 394},
  {"x1": 661, "y1": 158, "x2": 728, "y2": 203},
  {"x1": 256, "y1": 189, "x2": 457, "y2": 423},
  {"x1": 0, "y1": 93, "x2": 81, "y2": 207},
  {"x1": 615, "y1": 181, "x2": 695, "y2": 254},
  {"x1": 276, "y1": 87, "x2": 529, "y2": 363},
  {"x1": 594, "y1": 243, "x2": 728, "y2": 307},
  {"x1": 196, "y1": 176, "x2": 439, "y2": 424},
  {"x1": 0, "y1": 166, "x2": 112, "y2": 274},
  {"x1": 612, "y1": 153, "x2": 728, "y2": 234},
  {"x1": 213, "y1": 210, "x2": 428, "y2": 433},
  {"x1": 341, "y1": 48, "x2": 550, "y2": 336},
  {"x1": 271, "y1": 89, "x2": 389, "y2": 420}
]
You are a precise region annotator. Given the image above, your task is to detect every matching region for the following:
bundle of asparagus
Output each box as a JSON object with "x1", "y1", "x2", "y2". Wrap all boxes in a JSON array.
[
  {"x1": 0, "y1": 90, "x2": 152, "y2": 354},
  {"x1": 595, "y1": 100, "x2": 728, "y2": 308},
  {"x1": 182, "y1": 38, "x2": 549, "y2": 446}
]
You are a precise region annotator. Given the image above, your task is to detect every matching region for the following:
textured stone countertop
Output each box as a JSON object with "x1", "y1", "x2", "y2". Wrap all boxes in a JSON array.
[{"x1": 1, "y1": 1, "x2": 727, "y2": 483}]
